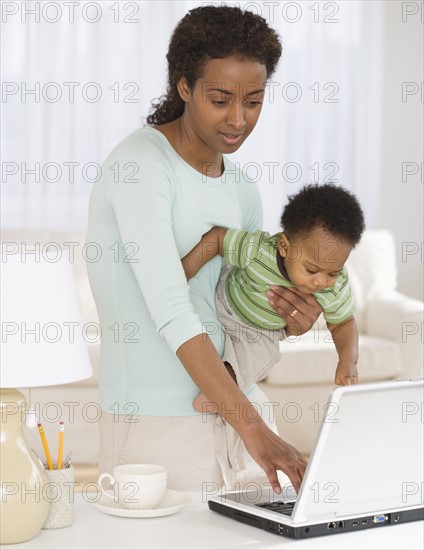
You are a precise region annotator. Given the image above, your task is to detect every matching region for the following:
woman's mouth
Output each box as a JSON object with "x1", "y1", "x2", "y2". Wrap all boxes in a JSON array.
[{"x1": 220, "y1": 133, "x2": 243, "y2": 146}]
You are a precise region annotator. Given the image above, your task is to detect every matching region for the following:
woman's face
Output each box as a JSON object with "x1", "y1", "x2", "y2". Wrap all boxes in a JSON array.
[{"x1": 178, "y1": 55, "x2": 268, "y2": 156}]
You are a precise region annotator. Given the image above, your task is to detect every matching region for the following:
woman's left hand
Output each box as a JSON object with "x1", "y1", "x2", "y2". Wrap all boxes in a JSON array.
[{"x1": 266, "y1": 285, "x2": 323, "y2": 336}]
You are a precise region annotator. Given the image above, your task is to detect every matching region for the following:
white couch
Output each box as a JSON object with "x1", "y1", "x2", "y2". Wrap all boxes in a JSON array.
[{"x1": 3, "y1": 228, "x2": 422, "y2": 464}]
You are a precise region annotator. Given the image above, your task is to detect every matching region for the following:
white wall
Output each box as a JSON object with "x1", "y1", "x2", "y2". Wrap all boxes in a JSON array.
[{"x1": 379, "y1": 1, "x2": 423, "y2": 300}]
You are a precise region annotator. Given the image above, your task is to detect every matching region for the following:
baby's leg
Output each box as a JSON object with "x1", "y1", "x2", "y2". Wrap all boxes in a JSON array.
[{"x1": 192, "y1": 362, "x2": 237, "y2": 413}]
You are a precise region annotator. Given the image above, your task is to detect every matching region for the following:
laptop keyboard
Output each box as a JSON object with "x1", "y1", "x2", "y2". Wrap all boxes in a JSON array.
[{"x1": 255, "y1": 500, "x2": 296, "y2": 516}]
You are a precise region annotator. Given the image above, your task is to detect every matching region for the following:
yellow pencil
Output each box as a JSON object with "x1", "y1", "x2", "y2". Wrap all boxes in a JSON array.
[
  {"x1": 37, "y1": 422, "x2": 54, "y2": 470},
  {"x1": 57, "y1": 421, "x2": 64, "y2": 470}
]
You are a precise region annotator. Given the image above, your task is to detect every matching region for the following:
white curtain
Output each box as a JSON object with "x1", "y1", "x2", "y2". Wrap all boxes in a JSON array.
[{"x1": 1, "y1": 0, "x2": 384, "y2": 232}]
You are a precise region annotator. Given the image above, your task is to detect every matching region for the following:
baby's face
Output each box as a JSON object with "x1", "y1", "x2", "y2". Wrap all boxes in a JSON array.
[{"x1": 277, "y1": 226, "x2": 353, "y2": 294}]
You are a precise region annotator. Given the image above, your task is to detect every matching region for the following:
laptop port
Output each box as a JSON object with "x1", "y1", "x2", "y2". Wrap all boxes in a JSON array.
[
  {"x1": 392, "y1": 513, "x2": 400, "y2": 523},
  {"x1": 337, "y1": 521, "x2": 344, "y2": 528},
  {"x1": 352, "y1": 521, "x2": 360, "y2": 526},
  {"x1": 373, "y1": 515, "x2": 388, "y2": 523},
  {"x1": 327, "y1": 522, "x2": 336, "y2": 529},
  {"x1": 361, "y1": 519, "x2": 369, "y2": 525}
]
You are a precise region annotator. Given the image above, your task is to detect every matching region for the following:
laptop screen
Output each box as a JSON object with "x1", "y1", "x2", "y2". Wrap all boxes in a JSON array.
[{"x1": 291, "y1": 380, "x2": 424, "y2": 523}]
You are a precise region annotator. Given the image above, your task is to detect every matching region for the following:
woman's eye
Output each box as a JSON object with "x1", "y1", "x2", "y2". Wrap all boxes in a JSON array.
[
  {"x1": 212, "y1": 100, "x2": 228, "y2": 106},
  {"x1": 306, "y1": 268, "x2": 316, "y2": 274},
  {"x1": 246, "y1": 100, "x2": 262, "y2": 106}
]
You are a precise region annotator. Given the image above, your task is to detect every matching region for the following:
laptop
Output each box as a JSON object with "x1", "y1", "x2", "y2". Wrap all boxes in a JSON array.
[{"x1": 208, "y1": 378, "x2": 424, "y2": 539}]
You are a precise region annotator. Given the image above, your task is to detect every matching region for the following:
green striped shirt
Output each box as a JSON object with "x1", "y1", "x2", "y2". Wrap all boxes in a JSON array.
[{"x1": 223, "y1": 229, "x2": 355, "y2": 330}]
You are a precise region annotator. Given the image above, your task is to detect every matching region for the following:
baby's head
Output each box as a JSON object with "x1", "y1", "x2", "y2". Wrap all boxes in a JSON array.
[{"x1": 277, "y1": 184, "x2": 365, "y2": 294}]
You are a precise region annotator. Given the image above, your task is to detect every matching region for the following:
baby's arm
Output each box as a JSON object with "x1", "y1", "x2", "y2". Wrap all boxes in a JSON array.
[
  {"x1": 327, "y1": 316, "x2": 359, "y2": 385},
  {"x1": 181, "y1": 227, "x2": 227, "y2": 280}
]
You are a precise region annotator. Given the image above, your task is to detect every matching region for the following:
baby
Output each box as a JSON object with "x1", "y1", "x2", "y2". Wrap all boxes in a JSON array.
[{"x1": 181, "y1": 183, "x2": 365, "y2": 412}]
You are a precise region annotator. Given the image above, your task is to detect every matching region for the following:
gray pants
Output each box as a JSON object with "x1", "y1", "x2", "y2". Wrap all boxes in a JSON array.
[{"x1": 215, "y1": 266, "x2": 284, "y2": 392}]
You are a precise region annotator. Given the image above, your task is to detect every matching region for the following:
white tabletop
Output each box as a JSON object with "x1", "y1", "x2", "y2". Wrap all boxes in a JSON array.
[{"x1": 2, "y1": 492, "x2": 423, "y2": 549}]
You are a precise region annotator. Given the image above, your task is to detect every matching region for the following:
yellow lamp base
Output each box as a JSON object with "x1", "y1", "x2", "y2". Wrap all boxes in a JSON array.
[{"x1": 0, "y1": 388, "x2": 49, "y2": 544}]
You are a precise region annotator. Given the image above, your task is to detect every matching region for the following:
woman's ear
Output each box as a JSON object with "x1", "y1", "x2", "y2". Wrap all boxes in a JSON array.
[
  {"x1": 277, "y1": 233, "x2": 290, "y2": 257},
  {"x1": 177, "y1": 77, "x2": 191, "y2": 102}
]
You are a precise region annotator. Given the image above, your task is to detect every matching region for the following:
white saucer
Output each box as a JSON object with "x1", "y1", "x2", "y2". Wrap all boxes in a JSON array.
[{"x1": 92, "y1": 489, "x2": 191, "y2": 518}]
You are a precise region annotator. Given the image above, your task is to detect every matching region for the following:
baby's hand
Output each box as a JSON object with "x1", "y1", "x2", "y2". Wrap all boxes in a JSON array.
[{"x1": 335, "y1": 362, "x2": 359, "y2": 386}]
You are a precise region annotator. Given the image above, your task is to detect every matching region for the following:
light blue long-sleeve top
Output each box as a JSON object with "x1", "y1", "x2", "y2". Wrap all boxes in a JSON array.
[{"x1": 86, "y1": 127, "x2": 263, "y2": 416}]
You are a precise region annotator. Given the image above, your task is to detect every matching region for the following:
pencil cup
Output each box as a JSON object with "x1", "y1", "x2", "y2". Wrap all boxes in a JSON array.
[{"x1": 42, "y1": 466, "x2": 75, "y2": 529}]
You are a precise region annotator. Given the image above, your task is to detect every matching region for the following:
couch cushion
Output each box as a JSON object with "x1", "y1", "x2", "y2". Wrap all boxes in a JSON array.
[
  {"x1": 64, "y1": 231, "x2": 100, "y2": 328},
  {"x1": 346, "y1": 230, "x2": 397, "y2": 303},
  {"x1": 264, "y1": 332, "x2": 402, "y2": 386}
]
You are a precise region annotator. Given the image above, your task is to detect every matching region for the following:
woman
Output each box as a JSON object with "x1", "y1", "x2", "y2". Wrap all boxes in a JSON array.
[{"x1": 86, "y1": 5, "x2": 322, "y2": 494}]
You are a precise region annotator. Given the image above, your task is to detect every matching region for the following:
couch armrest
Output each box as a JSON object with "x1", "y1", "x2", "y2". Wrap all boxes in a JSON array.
[{"x1": 365, "y1": 291, "x2": 424, "y2": 379}]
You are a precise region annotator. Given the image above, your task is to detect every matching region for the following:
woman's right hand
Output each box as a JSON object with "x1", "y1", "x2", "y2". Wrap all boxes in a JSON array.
[
  {"x1": 239, "y1": 411, "x2": 307, "y2": 494},
  {"x1": 177, "y1": 335, "x2": 308, "y2": 493}
]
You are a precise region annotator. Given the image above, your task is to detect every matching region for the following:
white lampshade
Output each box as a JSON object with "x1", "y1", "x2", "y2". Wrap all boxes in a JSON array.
[{"x1": 0, "y1": 247, "x2": 92, "y2": 387}]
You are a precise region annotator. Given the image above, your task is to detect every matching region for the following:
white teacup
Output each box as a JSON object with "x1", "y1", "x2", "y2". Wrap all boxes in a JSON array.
[{"x1": 97, "y1": 464, "x2": 167, "y2": 510}]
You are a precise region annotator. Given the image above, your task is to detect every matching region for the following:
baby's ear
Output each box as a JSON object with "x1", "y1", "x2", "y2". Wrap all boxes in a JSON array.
[{"x1": 277, "y1": 233, "x2": 290, "y2": 257}]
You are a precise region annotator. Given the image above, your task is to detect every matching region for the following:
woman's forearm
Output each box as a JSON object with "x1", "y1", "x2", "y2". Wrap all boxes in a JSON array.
[
  {"x1": 176, "y1": 333, "x2": 261, "y2": 436},
  {"x1": 176, "y1": 333, "x2": 308, "y2": 495}
]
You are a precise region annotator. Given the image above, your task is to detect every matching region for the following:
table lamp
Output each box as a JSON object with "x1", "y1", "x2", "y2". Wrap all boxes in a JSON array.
[{"x1": 0, "y1": 246, "x2": 93, "y2": 544}]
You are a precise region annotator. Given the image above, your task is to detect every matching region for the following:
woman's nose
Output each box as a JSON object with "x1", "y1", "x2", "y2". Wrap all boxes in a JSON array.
[{"x1": 226, "y1": 102, "x2": 246, "y2": 130}]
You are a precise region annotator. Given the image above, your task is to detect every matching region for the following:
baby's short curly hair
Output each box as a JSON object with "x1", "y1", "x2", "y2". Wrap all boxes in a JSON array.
[
  {"x1": 280, "y1": 184, "x2": 365, "y2": 246},
  {"x1": 147, "y1": 6, "x2": 282, "y2": 126}
]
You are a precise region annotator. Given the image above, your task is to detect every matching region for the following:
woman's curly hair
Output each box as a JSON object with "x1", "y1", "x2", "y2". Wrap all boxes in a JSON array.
[
  {"x1": 280, "y1": 184, "x2": 365, "y2": 246},
  {"x1": 146, "y1": 6, "x2": 282, "y2": 126}
]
